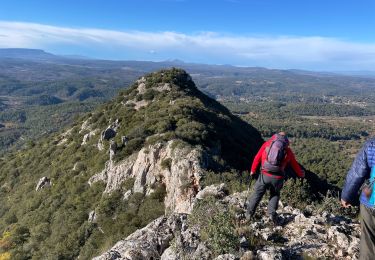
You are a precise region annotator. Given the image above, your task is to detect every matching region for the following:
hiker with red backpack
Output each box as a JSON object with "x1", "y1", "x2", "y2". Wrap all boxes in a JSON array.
[{"x1": 245, "y1": 132, "x2": 305, "y2": 225}]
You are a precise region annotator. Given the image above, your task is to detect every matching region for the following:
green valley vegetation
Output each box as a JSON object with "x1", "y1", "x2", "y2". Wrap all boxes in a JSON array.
[
  {"x1": 222, "y1": 100, "x2": 375, "y2": 212},
  {"x1": 0, "y1": 101, "x2": 100, "y2": 154},
  {"x1": 0, "y1": 68, "x2": 264, "y2": 259},
  {"x1": 0, "y1": 54, "x2": 152, "y2": 154}
]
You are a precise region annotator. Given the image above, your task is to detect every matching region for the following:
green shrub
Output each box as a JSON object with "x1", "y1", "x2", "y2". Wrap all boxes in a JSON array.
[
  {"x1": 189, "y1": 197, "x2": 238, "y2": 256},
  {"x1": 143, "y1": 89, "x2": 158, "y2": 101},
  {"x1": 281, "y1": 178, "x2": 313, "y2": 208},
  {"x1": 121, "y1": 178, "x2": 135, "y2": 191},
  {"x1": 160, "y1": 158, "x2": 172, "y2": 171},
  {"x1": 205, "y1": 211, "x2": 238, "y2": 255}
]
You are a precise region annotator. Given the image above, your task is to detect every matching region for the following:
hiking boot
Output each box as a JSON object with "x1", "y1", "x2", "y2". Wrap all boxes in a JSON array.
[
  {"x1": 270, "y1": 214, "x2": 281, "y2": 226},
  {"x1": 245, "y1": 211, "x2": 254, "y2": 221}
]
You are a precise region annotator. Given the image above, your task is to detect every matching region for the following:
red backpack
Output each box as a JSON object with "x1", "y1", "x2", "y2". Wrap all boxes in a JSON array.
[{"x1": 262, "y1": 134, "x2": 288, "y2": 173}]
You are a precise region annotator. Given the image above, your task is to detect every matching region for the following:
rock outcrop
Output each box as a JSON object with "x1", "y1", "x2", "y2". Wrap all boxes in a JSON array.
[
  {"x1": 195, "y1": 183, "x2": 228, "y2": 200},
  {"x1": 88, "y1": 210, "x2": 97, "y2": 223},
  {"x1": 93, "y1": 183, "x2": 361, "y2": 260},
  {"x1": 101, "y1": 127, "x2": 116, "y2": 141},
  {"x1": 96, "y1": 119, "x2": 120, "y2": 150},
  {"x1": 36, "y1": 176, "x2": 51, "y2": 191},
  {"x1": 89, "y1": 140, "x2": 206, "y2": 214},
  {"x1": 93, "y1": 215, "x2": 181, "y2": 260},
  {"x1": 93, "y1": 213, "x2": 210, "y2": 260},
  {"x1": 82, "y1": 129, "x2": 97, "y2": 145}
]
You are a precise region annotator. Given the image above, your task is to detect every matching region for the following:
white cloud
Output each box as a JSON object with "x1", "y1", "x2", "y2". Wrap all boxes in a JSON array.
[{"x1": 1, "y1": 21, "x2": 375, "y2": 70}]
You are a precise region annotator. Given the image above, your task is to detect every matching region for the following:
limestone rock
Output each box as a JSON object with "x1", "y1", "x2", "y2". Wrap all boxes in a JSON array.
[
  {"x1": 192, "y1": 243, "x2": 211, "y2": 259},
  {"x1": 97, "y1": 139, "x2": 104, "y2": 151},
  {"x1": 160, "y1": 247, "x2": 177, "y2": 260},
  {"x1": 136, "y1": 76, "x2": 146, "y2": 84},
  {"x1": 89, "y1": 141, "x2": 205, "y2": 214},
  {"x1": 80, "y1": 119, "x2": 92, "y2": 133},
  {"x1": 240, "y1": 251, "x2": 255, "y2": 260},
  {"x1": 156, "y1": 83, "x2": 171, "y2": 92},
  {"x1": 93, "y1": 213, "x2": 212, "y2": 260},
  {"x1": 195, "y1": 183, "x2": 228, "y2": 200},
  {"x1": 93, "y1": 214, "x2": 184, "y2": 260},
  {"x1": 36, "y1": 177, "x2": 51, "y2": 191},
  {"x1": 88, "y1": 153, "x2": 137, "y2": 191},
  {"x1": 57, "y1": 127, "x2": 73, "y2": 146},
  {"x1": 137, "y1": 82, "x2": 146, "y2": 94},
  {"x1": 123, "y1": 190, "x2": 132, "y2": 201},
  {"x1": 82, "y1": 129, "x2": 97, "y2": 145},
  {"x1": 99, "y1": 119, "x2": 119, "y2": 143},
  {"x1": 73, "y1": 162, "x2": 79, "y2": 171},
  {"x1": 88, "y1": 210, "x2": 97, "y2": 223},
  {"x1": 109, "y1": 140, "x2": 117, "y2": 162},
  {"x1": 215, "y1": 254, "x2": 237, "y2": 260},
  {"x1": 257, "y1": 246, "x2": 283, "y2": 260}
]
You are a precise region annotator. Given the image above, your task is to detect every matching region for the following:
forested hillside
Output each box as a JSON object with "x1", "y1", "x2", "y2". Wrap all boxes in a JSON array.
[{"x1": 0, "y1": 69, "x2": 264, "y2": 259}]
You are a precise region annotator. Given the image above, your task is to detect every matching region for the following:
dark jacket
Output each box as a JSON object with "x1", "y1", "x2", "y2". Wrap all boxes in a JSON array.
[{"x1": 342, "y1": 137, "x2": 375, "y2": 206}]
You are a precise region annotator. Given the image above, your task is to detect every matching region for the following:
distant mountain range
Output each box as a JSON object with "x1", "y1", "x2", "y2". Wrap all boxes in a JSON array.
[
  {"x1": 1, "y1": 48, "x2": 375, "y2": 77},
  {"x1": 2, "y1": 48, "x2": 375, "y2": 99}
]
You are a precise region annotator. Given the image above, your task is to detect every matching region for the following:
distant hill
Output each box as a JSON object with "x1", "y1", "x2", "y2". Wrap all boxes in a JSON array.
[
  {"x1": 333, "y1": 70, "x2": 375, "y2": 78},
  {"x1": 24, "y1": 95, "x2": 63, "y2": 106},
  {"x1": 0, "y1": 48, "x2": 59, "y2": 60}
]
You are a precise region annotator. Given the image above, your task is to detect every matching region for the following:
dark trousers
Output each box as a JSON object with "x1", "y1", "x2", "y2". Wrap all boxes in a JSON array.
[
  {"x1": 360, "y1": 204, "x2": 375, "y2": 260},
  {"x1": 246, "y1": 173, "x2": 284, "y2": 217}
]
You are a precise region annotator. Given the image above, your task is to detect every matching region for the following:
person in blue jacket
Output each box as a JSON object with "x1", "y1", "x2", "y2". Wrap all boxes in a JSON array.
[{"x1": 341, "y1": 137, "x2": 375, "y2": 259}]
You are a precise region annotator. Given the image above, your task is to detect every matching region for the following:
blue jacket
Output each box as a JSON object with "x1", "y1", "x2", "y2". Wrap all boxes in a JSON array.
[{"x1": 341, "y1": 137, "x2": 375, "y2": 207}]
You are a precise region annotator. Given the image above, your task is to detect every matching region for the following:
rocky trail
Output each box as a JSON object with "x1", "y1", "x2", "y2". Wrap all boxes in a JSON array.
[{"x1": 94, "y1": 184, "x2": 360, "y2": 260}]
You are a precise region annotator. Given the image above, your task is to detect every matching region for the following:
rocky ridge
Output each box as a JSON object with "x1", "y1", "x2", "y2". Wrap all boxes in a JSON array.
[
  {"x1": 94, "y1": 184, "x2": 360, "y2": 260},
  {"x1": 83, "y1": 68, "x2": 262, "y2": 214},
  {"x1": 0, "y1": 68, "x2": 271, "y2": 260}
]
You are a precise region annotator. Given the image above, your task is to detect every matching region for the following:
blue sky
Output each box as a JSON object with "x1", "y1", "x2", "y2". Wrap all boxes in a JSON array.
[{"x1": 0, "y1": 0, "x2": 375, "y2": 70}]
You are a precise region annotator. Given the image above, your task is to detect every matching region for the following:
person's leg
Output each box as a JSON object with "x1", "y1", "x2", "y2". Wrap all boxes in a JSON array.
[
  {"x1": 267, "y1": 176, "x2": 284, "y2": 218},
  {"x1": 246, "y1": 174, "x2": 267, "y2": 218},
  {"x1": 359, "y1": 204, "x2": 375, "y2": 259}
]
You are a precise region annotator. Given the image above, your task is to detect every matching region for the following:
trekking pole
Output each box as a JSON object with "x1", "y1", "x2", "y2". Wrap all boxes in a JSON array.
[{"x1": 243, "y1": 172, "x2": 253, "y2": 208}]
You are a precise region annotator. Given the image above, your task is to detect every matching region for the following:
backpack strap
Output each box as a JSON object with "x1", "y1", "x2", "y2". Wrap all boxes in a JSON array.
[{"x1": 265, "y1": 141, "x2": 275, "y2": 160}]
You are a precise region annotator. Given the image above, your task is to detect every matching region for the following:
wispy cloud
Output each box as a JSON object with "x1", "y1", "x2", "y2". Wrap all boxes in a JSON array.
[{"x1": 1, "y1": 21, "x2": 375, "y2": 70}]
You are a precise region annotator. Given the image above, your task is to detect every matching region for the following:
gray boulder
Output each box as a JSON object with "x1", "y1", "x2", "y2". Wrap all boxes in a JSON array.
[
  {"x1": 257, "y1": 246, "x2": 283, "y2": 260},
  {"x1": 36, "y1": 177, "x2": 51, "y2": 191},
  {"x1": 215, "y1": 254, "x2": 238, "y2": 260},
  {"x1": 195, "y1": 183, "x2": 228, "y2": 200}
]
